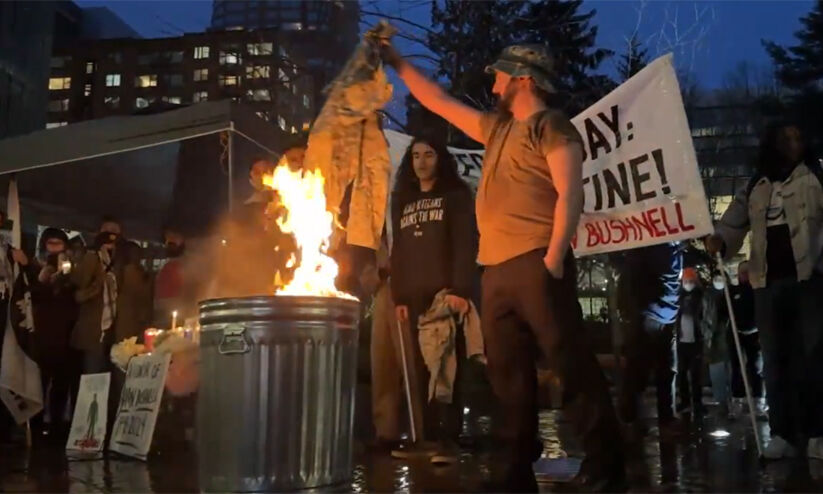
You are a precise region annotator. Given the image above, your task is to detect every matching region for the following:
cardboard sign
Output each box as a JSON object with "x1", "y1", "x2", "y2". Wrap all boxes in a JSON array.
[
  {"x1": 66, "y1": 372, "x2": 111, "y2": 454},
  {"x1": 109, "y1": 353, "x2": 170, "y2": 460},
  {"x1": 384, "y1": 54, "x2": 712, "y2": 256}
]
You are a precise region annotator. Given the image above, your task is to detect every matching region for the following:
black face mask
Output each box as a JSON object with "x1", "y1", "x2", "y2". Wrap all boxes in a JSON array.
[{"x1": 165, "y1": 243, "x2": 185, "y2": 258}]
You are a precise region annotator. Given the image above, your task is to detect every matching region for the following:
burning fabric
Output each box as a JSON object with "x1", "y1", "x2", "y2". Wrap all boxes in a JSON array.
[{"x1": 303, "y1": 22, "x2": 396, "y2": 251}]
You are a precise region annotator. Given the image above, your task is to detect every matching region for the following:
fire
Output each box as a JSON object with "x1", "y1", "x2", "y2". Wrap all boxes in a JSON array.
[{"x1": 263, "y1": 164, "x2": 353, "y2": 299}]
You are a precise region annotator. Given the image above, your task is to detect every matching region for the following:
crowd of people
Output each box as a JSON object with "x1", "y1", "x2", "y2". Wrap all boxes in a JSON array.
[{"x1": 362, "y1": 38, "x2": 823, "y2": 492}]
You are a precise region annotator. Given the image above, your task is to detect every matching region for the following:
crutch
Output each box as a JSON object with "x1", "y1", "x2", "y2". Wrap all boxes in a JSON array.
[
  {"x1": 716, "y1": 253, "x2": 764, "y2": 458},
  {"x1": 396, "y1": 319, "x2": 418, "y2": 443}
]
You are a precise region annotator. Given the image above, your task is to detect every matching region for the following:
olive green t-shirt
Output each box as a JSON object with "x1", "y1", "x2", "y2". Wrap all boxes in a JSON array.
[{"x1": 476, "y1": 110, "x2": 583, "y2": 266}]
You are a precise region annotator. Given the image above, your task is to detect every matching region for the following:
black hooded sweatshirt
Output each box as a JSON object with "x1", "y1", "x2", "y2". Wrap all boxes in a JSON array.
[{"x1": 390, "y1": 182, "x2": 477, "y2": 311}]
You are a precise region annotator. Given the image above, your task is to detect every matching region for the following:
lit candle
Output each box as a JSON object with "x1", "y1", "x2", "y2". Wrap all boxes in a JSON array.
[
  {"x1": 171, "y1": 310, "x2": 178, "y2": 332},
  {"x1": 61, "y1": 261, "x2": 72, "y2": 275},
  {"x1": 144, "y1": 328, "x2": 158, "y2": 352}
]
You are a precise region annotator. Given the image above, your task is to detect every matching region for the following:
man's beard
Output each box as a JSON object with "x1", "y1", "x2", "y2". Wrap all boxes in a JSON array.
[{"x1": 495, "y1": 83, "x2": 517, "y2": 113}]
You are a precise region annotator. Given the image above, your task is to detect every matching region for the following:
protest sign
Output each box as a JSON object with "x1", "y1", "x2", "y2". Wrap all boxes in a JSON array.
[
  {"x1": 109, "y1": 353, "x2": 170, "y2": 460},
  {"x1": 384, "y1": 54, "x2": 712, "y2": 256},
  {"x1": 66, "y1": 372, "x2": 110, "y2": 455}
]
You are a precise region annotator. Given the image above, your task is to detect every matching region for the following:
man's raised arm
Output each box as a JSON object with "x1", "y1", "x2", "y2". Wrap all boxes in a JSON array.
[{"x1": 381, "y1": 41, "x2": 485, "y2": 144}]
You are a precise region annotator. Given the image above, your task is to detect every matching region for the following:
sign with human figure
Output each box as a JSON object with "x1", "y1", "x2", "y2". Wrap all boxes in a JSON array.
[{"x1": 66, "y1": 372, "x2": 111, "y2": 455}]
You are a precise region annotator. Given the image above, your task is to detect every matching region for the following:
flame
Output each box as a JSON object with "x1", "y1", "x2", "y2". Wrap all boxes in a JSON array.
[{"x1": 263, "y1": 164, "x2": 353, "y2": 299}]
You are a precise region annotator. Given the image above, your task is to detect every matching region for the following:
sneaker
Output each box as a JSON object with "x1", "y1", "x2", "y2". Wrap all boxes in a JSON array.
[
  {"x1": 808, "y1": 437, "x2": 823, "y2": 461},
  {"x1": 764, "y1": 435, "x2": 798, "y2": 460}
]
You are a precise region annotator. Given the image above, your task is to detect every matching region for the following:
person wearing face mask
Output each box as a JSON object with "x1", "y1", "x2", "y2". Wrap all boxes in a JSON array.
[
  {"x1": 154, "y1": 226, "x2": 189, "y2": 326},
  {"x1": 29, "y1": 228, "x2": 77, "y2": 441},
  {"x1": 70, "y1": 216, "x2": 123, "y2": 375},
  {"x1": 724, "y1": 260, "x2": 766, "y2": 420},
  {"x1": 702, "y1": 271, "x2": 731, "y2": 415},
  {"x1": 707, "y1": 122, "x2": 823, "y2": 460},
  {"x1": 676, "y1": 268, "x2": 706, "y2": 418}
]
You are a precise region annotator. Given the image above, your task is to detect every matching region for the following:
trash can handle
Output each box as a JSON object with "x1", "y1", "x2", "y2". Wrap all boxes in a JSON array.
[{"x1": 219, "y1": 325, "x2": 251, "y2": 355}]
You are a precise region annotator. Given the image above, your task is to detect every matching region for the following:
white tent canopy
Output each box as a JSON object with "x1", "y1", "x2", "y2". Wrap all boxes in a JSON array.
[{"x1": 0, "y1": 101, "x2": 279, "y2": 241}]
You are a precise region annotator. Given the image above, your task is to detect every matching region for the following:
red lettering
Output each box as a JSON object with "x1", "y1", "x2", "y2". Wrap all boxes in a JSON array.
[
  {"x1": 675, "y1": 202, "x2": 696, "y2": 232},
  {"x1": 609, "y1": 219, "x2": 627, "y2": 244},
  {"x1": 659, "y1": 205, "x2": 680, "y2": 235},
  {"x1": 571, "y1": 233, "x2": 578, "y2": 250},
  {"x1": 647, "y1": 207, "x2": 666, "y2": 237},
  {"x1": 631, "y1": 213, "x2": 653, "y2": 240},
  {"x1": 585, "y1": 222, "x2": 600, "y2": 247},
  {"x1": 596, "y1": 220, "x2": 612, "y2": 244},
  {"x1": 619, "y1": 217, "x2": 637, "y2": 242}
]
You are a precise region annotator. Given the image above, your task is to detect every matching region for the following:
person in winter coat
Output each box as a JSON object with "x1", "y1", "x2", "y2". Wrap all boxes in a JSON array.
[
  {"x1": 31, "y1": 228, "x2": 77, "y2": 439},
  {"x1": 113, "y1": 241, "x2": 152, "y2": 343},
  {"x1": 676, "y1": 267, "x2": 706, "y2": 418},
  {"x1": 702, "y1": 271, "x2": 731, "y2": 414},
  {"x1": 707, "y1": 121, "x2": 823, "y2": 460},
  {"x1": 70, "y1": 216, "x2": 123, "y2": 374},
  {"x1": 389, "y1": 135, "x2": 478, "y2": 460}
]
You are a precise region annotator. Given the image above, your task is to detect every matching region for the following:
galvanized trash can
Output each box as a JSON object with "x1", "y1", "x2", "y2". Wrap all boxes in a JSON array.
[{"x1": 197, "y1": 296, "x2": 360, "y2": 492}]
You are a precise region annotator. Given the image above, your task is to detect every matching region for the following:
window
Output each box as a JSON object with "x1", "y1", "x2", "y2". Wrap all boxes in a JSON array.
[
  {"x1": 302, "y1": 94, "x2": 310, "y2": 108},
  {"x1": 255, "y1": 111, "x2": 270, "y2": 122},
  {"x1": 283, "y1": 22, "x2": 303, "y2": 31},
  {"x1": 105, "y1": 74, "x2": 121, "y2": 87},
  {"x1": 135, "y1": 97, "x2": 155, "y2": 109},
  {"x1": 278, "y1": 116, "x2": 286, "y2": 131},
  {"x1": 247, "y1": 42, "x2": 273, "y2": 56},
  {"x1": 193, "y1": 91, "x2": 209, "y2": 102},
  {"x1": 86, "y1": 62, "x2": 95, "y2": 74},
  {"x1": 84, "y1": 84, "x2": 92, "y2": 97},
  {"x1": 166, "y1": 74, "x2": 183, "y2": 87},
  {"x1": 50, "y1": 57, "x2": 70, "y2": 69},
  {"x1": 104, "y1": 96, "x2": 120, "y2": 109},
  {"x1": 278, "y1": 68, "x2": 287, "y2": 81},
  {"x1": 108, "y1": 52, "x2": 122, "y2": 64},
  {"x1": 194, "y1": 46, "x2": 210, "y2": 59},
  {"x1": 246, "y1": 89, "x2": 271, "y2": 101},
  {"x1": 49, "y1": 77, "x2": 71, "y2": 90},
  {"x1": 135, "y1": 75, "x2": 158, "y2": 88},
  {"x1": 46, "y1": 122, "x2": 68, "y2": 129},
  {"x1": 302, "y1": 122, "x2": 311, "y2": 131},
  {"x1": 48, "y1": 99, "x2": 69, "y2": 112},
  {"x1": 193, "y1": 68, "x2": 209, "y2": 82},
  {"x1": 290, "y1": 126, "x2": 297, "y2": 134},
  {"x1": 138, "y1": 53, "x2": 158, "y2": 65},
  {"x1": 162, "y1": 96, "x2": 182, "y2": 104},
  {"x1": 219, "y1": 75, "x2": 239, "y2": 87},
  {"x1": 219, "y1": 51, "x2": 241, "y2": 65},
  {"x1": 278, "y1": 46, "x2": 288, "y2": 58},
  {"x1": 245, "y1": 65, "x2": 270, "y2": 79},
  {"x1": 167, "y1": 51, "x2": 184, "y2": 63}
]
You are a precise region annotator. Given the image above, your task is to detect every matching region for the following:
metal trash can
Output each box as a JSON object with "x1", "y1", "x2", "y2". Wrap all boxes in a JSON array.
[{"x1": 197, "y1": 295, "x2": 360, "y2": 492}]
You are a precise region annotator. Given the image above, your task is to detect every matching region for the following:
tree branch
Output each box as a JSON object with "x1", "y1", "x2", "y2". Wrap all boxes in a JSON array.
[{"x1": 359, "y1": 10, "x2": 434, "y2": 34}]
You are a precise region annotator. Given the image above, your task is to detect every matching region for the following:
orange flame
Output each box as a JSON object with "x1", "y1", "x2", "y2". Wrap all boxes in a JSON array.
[{"x1": 263, "y1": 164, "x2": 353, "y2": 299}]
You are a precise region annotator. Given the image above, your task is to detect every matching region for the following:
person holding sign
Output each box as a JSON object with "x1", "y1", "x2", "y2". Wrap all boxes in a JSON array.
[
  {"x1": 706, "y1": 122, "x2": 823, "y2": 461},
  {"x1": 380, "y1": 41, "x2": 625, "y2": 491}
]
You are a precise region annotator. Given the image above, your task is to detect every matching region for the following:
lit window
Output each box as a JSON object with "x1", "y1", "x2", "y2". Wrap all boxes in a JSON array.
[
  {"x1": 283, "y1": 22, "x2": 303, "y2": 31},
  {"x1": 84, "y1": 84, "x2": 92, "y2": 97},
  {"x1": 290, "y1": 126, "x2": 297, "y2": 134},
  {"x1": 135, "y1": 97, "x2": 155, "y2": 109},
  {"x1": 46, "y1": 122, "x2": 68, "y2": 129},
  {"x1": 105, "y1": 74, "x2": 121, "y2": 87},
  {"x1": 219, "y1": 75, "x2": 239, "y2": 87},
  {"x1": 302, "y1": 122, "x2": 311, "y2": 131},
  {"x1": 135, "y1": 75, "x2": 158, "y2": 88},
  {"x1": 162, "y1": 96, "x2": 182, "y2": 104},
  {"x1": 104, "y1": 96, "x2": 120, "y2": 109},
  {"x1": 49, "y1": 77, "x2": 71, "y2": 90},
  {"x1": 86, "y1": 62, "x2": 95, "y2": 74},
  {"x1": 219, "y1": 51, "x2": 241, "y2": 65},
  {"x1": 246, "y1": 65, "x2": 270, "y2": 79},
  {"x1": 193, "y1": 68, "x2": 209, "y2": 82},
  {"x1": 193, "y1": 91, "x2": 209, "y2": 102},
  {"x1": 246, "y1": 89, "x2": 271, "y2": 101},
  {"x1": 247, "y1": 42, "x2": 273, "y2": 56},
  {"x1": 303, "y1": 94, "x2": 310, "y2": 108},
  {"x1": 278, "y1": 68, "x2": 287, "y2": 81},
  {"x1": 278, "y1": 116, "x2": 286, "y2": 131},
  {"x1": 48, "y1": 99, "x2": 70, "y2": 112},
  {"x1": 255, "y1": 111, "x2": 269, "y2": 122},
  {"x1": 194, "y1": 46, "x2": 210, "y2": 59}
]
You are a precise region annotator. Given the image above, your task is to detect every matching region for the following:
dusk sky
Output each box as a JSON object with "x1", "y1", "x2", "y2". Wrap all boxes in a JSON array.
[{"x1": 75, "y1": 0, "x2": 815, "y2": 119}]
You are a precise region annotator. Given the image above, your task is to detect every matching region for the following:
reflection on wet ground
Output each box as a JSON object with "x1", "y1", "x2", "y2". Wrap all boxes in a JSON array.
[{"x1": 3, "y1": 399, "x2": 823, "y2": 492}]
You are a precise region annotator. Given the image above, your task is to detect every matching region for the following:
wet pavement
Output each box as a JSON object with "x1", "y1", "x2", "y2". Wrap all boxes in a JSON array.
[{"x1": 3, "y1": 400, "x2": 823, "y2": 493}]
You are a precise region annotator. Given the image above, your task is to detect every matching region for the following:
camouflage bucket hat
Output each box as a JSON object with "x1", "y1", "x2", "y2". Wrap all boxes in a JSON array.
[{"x1": 485, "y1": 44, "x2": 556, "y2": 93}]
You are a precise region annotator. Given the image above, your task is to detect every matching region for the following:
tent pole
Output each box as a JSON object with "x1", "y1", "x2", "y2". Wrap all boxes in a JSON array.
[{"x1": 227, "y1": 125, "x2": 234, "y2": 212}]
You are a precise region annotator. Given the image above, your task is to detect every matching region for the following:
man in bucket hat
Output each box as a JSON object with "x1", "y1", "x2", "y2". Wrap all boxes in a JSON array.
[{"x1": 380, "y1": 39, "x2": 626, "y2": 492}]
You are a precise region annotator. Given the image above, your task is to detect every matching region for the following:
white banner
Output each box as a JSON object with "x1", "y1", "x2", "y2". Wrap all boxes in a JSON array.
[
  {"x1": 109, "y1": 353, "x2": 170, "y2": 461},
  {"x1": 66, "y1": 372, "x2": 110, "y2": 455},
  {"x1": 384, "y1": 54, "x2": 712, "y2": 256}
]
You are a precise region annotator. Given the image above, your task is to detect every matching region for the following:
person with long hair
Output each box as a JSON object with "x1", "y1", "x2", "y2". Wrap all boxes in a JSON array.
[
  {"x1": 378, "y1": 135, "x2": 477, "y2": 460},
  {"x1": 707, "y1": 122, "x2": 823, "y2": 460}
]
